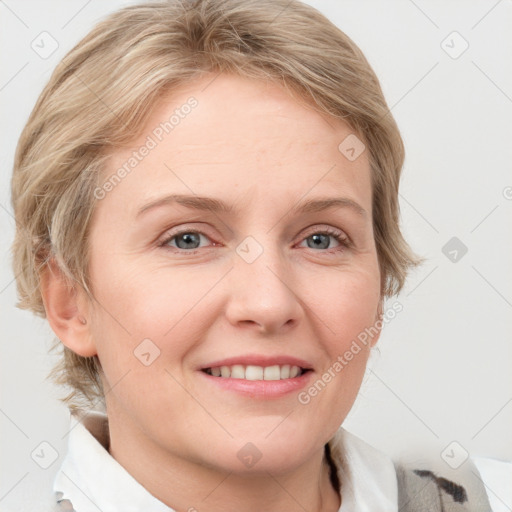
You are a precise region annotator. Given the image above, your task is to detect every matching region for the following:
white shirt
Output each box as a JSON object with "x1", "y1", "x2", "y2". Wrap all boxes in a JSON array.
[{"x1": 53, "y1": 412, "x2": 511, "y2": 512}]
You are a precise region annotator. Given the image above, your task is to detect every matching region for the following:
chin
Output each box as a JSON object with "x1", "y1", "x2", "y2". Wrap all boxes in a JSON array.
[{"x1": 194, "y1": 427, "x2": 326, "y2": 475}]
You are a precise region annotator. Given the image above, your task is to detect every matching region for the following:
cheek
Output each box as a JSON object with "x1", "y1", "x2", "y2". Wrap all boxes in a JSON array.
[
  {"x1": 87, "y1": 260, "x2": 221, "y2": 376},
  {"x1": 308, "y1": 265, "x2": 381, "y2": 345},
  {"x1": 90, "y1": 254, "x2": 215, "y2": 332},
  {"x1": 300, "y1": 265, "x2": 380, "y2": 409}
]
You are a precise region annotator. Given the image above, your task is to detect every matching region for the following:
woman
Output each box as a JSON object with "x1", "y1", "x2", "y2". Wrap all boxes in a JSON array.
[{"x1": 10, "y1": 0, "x2": 508, "y2": 510}]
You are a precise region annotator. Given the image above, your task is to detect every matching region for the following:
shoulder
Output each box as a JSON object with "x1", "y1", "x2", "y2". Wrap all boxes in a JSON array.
[
  {"x1": 394, "y1": 456, "x2": 492, "y2": 512},
  {"x1": 327, "y1": 429, "x2": 495, "y2": 512}
]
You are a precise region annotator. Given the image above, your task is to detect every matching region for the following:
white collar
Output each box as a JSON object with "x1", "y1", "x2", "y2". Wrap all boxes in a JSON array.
[
  {"x1": 54, "y1": 412, "x2": 397, "y2": 512},
  {"x1": 330, "y1": 427, "x2": 397, "y2": 511},
  {"x1": 54, "y1": 411, "x2": 173, "y2": 512}
]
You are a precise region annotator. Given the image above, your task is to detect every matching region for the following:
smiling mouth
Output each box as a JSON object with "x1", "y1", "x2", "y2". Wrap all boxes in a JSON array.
[{"x1": 202, "y1": 364, "x2": 311, "y2": 381}]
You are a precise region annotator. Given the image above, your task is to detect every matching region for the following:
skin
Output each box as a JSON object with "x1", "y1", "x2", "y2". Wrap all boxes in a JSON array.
[{"x1": 42, "y1": 72, "x2": 382, "y2": 512}]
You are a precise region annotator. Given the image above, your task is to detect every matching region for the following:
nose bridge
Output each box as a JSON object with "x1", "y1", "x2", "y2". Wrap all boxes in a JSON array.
[
  {"x1": 237, "y1": 235, "x2": 284, "y2": 289},
  {"x1": 225, "y1": 233, "x2": 302, "y2": 332}
]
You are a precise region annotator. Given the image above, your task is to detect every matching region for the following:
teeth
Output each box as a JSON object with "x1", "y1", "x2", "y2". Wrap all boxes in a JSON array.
[
  {"x1": 263, "y1": 365, "x2": 281, "y2": 381},
  {"x1": 206, "y1": 364, "x2": 304, "y2": 380},
  {"x1": 231, "y1": 364, "x2": 245, "y2": 379},
  {"x1": 246, "y1": 365, "x2": 263, "y2": 380},
  {"x1": 290, "y1": 365, "x2": 300, "y2": 378}
]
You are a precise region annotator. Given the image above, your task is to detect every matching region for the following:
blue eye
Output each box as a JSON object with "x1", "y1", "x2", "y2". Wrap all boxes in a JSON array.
[
  {"x1": 159, "y1": 227, "x2": 349, "y2": 254},
  {"x1": 305, "y1": 233, "x2": 336, "y2": 250},
  {"x1": 300, "y1": 229, "x2": 348, "y2": 252},
  {"x1": 163, "y1": 231, "x2": 210, "y2": 250}
]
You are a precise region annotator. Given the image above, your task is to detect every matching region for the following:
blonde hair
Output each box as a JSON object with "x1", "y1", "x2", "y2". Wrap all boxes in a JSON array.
[{"x1": 11, "y1": 0, "x2": 420, "y2": 411}]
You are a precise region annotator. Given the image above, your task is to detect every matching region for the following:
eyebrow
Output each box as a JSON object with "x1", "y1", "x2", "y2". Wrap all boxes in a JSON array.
[{"x1": 136, "y1": 194, "x2": 367, "y2": 218}]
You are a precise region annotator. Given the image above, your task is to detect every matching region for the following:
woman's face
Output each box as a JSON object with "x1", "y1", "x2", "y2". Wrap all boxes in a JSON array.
[{"x1": 84, "y1": 73, "x2": 381, "y2": 474}]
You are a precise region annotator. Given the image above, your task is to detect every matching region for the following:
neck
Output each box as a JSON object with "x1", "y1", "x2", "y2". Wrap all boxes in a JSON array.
[{"x1": 107, "y1": 412, "x2": 341, "y2": 512}]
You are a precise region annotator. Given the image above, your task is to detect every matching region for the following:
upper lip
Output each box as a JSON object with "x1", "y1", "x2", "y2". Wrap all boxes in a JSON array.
[{"x1": 200, "y1": 355, "x2": 314, "y2": 371}]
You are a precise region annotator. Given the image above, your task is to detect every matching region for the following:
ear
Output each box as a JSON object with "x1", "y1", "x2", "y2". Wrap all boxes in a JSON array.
[
  {"x1": 40, "y1": 257, "x2": 97, "y2": 357},
  {"x1": 369, "y1": 299, "x2": 384, "y2": 348}
]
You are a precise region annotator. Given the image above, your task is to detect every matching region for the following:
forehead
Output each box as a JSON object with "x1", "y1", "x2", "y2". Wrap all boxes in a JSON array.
[{"x1": 100, "y1": 73, "x2": 372, "y2": 216}]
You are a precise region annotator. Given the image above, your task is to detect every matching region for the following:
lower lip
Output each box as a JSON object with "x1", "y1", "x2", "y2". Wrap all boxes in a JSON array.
[{"x1": 199, "y1": 371, "x2": 313, "y2": 399}]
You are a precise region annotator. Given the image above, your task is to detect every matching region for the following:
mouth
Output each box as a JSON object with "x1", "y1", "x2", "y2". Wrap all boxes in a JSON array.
[
  {"x1": 202, "y1": 364, "x2": 311, "y2": 381},
  {"x1": 198, "y1": 356, "x2": 314, "y2": 398}
]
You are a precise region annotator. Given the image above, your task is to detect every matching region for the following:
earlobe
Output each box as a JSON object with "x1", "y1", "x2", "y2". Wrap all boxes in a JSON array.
[{"x1": 40, "y1": 258, "x2": 97, "y2": 357}]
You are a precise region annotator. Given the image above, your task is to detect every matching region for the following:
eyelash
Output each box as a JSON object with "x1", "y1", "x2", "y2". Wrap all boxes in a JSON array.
[{"x1": 157, "y1": 226, "x2": 351, "y2": 255}]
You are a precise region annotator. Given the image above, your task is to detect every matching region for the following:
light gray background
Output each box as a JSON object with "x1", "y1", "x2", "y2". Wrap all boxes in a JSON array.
[{"x1": 1, "y1": 0, "x2": 511, "y2": 509}]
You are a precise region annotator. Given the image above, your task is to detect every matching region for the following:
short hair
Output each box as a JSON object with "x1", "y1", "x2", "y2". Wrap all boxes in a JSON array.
[{"x1": 11, "y1": 0, "x2": 420, "y2": 411}]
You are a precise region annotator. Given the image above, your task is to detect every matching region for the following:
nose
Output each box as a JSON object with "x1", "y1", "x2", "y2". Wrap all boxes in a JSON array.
[{"x1": 224, "y1": 239, "x2": 303, "y2": 335}]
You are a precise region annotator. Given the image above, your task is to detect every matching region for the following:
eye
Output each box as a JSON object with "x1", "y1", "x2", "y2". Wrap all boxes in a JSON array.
[
  {"x1": 158, "y1": 226, "x2": 350, "y2": 254},
  {"x1": 298, "y1": 227, "x2": 349, "y2": 252},
  {"x1": 160, "y1": 230, "x2": 212, "y2": 251}
]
